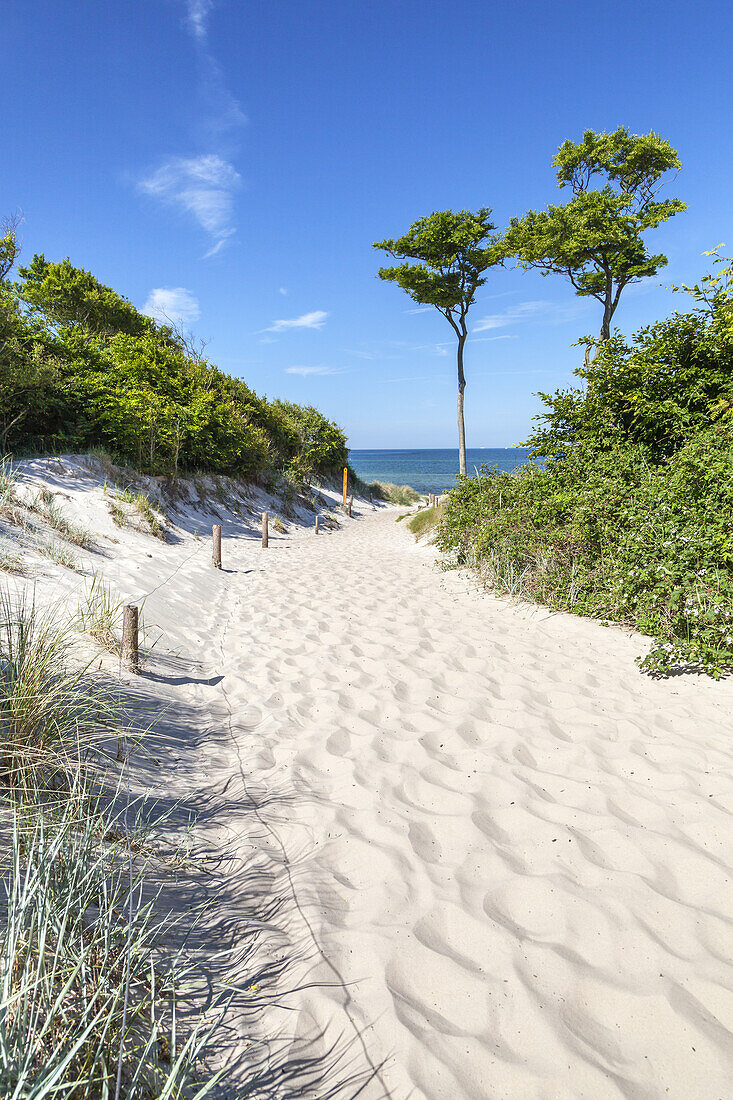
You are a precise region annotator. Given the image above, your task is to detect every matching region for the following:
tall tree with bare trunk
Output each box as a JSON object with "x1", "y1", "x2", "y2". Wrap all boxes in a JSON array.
[{"x1": 374, "y1": 209, "x2": 502, "y2": 476}]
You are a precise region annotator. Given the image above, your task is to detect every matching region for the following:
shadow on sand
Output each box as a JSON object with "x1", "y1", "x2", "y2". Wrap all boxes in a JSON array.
[{"x1": 106, "y1": 655, "x2": 394, "y2": 1099}]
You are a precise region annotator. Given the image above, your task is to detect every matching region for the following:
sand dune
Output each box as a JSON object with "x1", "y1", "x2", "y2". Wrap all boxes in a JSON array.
[{"x1": 8, "y1": 457, "x2": 733, "y2": 1098}]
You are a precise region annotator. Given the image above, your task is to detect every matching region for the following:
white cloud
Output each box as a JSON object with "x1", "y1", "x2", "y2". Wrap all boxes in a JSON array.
[
  {"x1": 138, "y1": 155, "x2": 240, "y2": 256},
  {"x1": 265, "y1": 310, "x2": 329, "y2": 333},
  {"x1": 473, "y1": 334, "x2": 517, "y2": 343},
  {"x1": 278, "y1": 287, "x2": 288, "y2": 296},
  {"x1": 142, "y1": 287, "x2": 200, "y2": 325},
  {"x1": 404, "y1": 306, "x2": 433, "y2": 315},
  {"x1": 473, "y1": 301, "x2": 548, "y2": 332},
  {"x1": 184, "y1": 0, "x2": 213, "y2": 39},
  {"x1": 285, "y1": 365, "x2": 344, "y2": 376}
]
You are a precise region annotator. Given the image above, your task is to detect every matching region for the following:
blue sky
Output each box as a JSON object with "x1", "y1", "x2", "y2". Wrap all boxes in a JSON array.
[{"x1": 4, "y1": 0, "x2": 732, "y2": 448}]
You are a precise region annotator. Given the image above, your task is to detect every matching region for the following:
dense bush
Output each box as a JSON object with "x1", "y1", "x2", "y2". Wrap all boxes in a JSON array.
[
  {"x1": 529, "y1": 256, "x2": 733, "y2": 460},
  {"x1": 437, "y1": 258, "x2": 733, "y2": 676},
  {"x1": 0, "y1": 252, "x2": 348, "y2": 481}
]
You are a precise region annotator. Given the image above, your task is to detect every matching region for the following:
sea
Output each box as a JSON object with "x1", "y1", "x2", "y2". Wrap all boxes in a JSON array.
[{"x1": 349, "y1": 448, "x2": 534, "y2": 496}]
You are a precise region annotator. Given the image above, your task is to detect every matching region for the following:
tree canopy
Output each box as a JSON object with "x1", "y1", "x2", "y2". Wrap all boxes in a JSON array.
[
  {"x1": 505, "y1": 128, "x2": 686, "y2": 344},
  {"x1": 2, "y1": 251, "x2": 349, "y2": 480}
]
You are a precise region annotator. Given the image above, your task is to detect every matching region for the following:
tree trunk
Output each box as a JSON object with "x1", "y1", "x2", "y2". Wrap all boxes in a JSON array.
[
  {"x1": 457, "y1": 333, "x2": 467, "y2": 476},
  {"x1": 600, "y1": 310, "x2": 612, "y2": 343}
]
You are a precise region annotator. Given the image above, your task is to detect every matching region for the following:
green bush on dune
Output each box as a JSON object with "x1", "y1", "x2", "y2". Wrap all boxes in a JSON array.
[
  {"x1": 0, "y1": 252, "x2": 348, "y2": 481},
  {"x1": 437, "y1": 257, "x2": 733, "y2": 676}
]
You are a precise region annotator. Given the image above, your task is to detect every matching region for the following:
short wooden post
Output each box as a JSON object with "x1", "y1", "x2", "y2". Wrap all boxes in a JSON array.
[
  {"x1": 348, "y1": 495, "x2": 353, "y2": 517},
  {"x1": 315, "y1": 515, "x2": 319, "y2": 534},
  {"x1": 122, "y1": 605, "x2": 139, "y2": 673},
  {"x1": 370, "y1": 491, "x2": 374, "y2": 510},
  {"x1": 262, "y1": 511, "x2": 269, "y2": 548},
  {"x1": 342, "y1": 466, "x2": 348, "y2": 506},
  {"x1": 212, "y1": 524, "x2": 222, "y2": 569}
]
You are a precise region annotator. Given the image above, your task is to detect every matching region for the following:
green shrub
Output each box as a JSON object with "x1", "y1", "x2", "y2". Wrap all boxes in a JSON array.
[
  {"x1": 528, "y1": 254, "x2": 733, "y2": 460},
  {"x1": 3, "y1": 254, "x2": 349, "y2": 482},
  {"x1": 437, "y1": 429, "x2": 733, "y2": 677}
]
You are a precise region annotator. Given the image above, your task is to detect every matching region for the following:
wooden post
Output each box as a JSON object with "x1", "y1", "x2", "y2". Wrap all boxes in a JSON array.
[
  {"x1": 262, "y1": 511, "x2": 269, "y2": 548},
  {"x1": 348, "y1": 495, "x2": 353, "y2": 517},
  {"x1": 342, "y1": 466, "x2": 348, "y2": 507},
  {"x1": 315, "y1": 514, "x2": 319, "y2": 534},
  {"x1": 370, "y1": 491, "x2": 374, "y2": 510},
  {"x1": 212, "y1": 524, "x2": 222, "y2": 569},
  {"x1": 122, "y1": 605, "x2": 139, "y2": 673}
]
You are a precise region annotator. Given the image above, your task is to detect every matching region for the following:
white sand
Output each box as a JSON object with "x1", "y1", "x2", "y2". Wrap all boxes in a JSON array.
[{"x1": 8, "y1": 457, "x2": 733, "y2": 1098}]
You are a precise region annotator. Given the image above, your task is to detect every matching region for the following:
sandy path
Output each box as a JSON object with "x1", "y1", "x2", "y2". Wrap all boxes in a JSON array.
[
  {"x1": 13, "y1": 461, "x2": 733, "y2": 1098},
  {"x1": 170, "y1": 507, "x2": 733, "y2": 1099}
]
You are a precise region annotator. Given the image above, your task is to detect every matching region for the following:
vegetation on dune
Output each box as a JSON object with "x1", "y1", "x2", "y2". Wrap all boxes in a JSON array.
[
  {"x1": 0, "y1": 593, "x2": 225, "y2": 1095},
  {"x1": 406, "y1": 503, "x2": 444, "y2": 540},
  {"x1": 437, "y1": 256, "x2": 733, "y2": 677},
  {"x1": 0, "y1": 241, "x2": 348, "y2": 483},
  {"x1": 367, "y1": 481, "x2": 422, "y2": 505}
]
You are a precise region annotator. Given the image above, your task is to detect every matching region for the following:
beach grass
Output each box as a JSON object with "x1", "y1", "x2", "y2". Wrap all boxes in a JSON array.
[
  {"x1": 407, "y1": 503, "x2": 443, "y2": 540},
  {"x1": 369, "y1": 481, "x2": 421, "y2": 506},
  {"x1": 77, "y1": 572, "x2": 125, "y2": 655},
  {"x1": 0, "y1": 589, "x2": 226, "y2": 1095}
]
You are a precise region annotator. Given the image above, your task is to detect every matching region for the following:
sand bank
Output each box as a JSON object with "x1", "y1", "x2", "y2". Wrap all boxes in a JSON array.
[{"x1": 6, "y1": 457, "x2": 733, "y2": 1098}]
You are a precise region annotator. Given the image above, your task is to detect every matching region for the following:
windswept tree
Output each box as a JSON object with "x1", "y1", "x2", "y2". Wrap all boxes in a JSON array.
[
  {"x1": 374, "y1": 208, "x2": 503, "y2": 476},
  {"x1": 505, "y1": 128, "x2": 686, "y2": 360}
]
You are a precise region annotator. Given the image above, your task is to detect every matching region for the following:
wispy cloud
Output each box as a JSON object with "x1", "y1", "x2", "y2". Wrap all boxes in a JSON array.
[
  {"x1": 285, "y1": 365, "x2": 344, "y2": 376},
  {"x1": 142, "y1": 287, "x2": 200, "y2": 325},
  {"x1": 473, "y1": 297, "x2": 594, "y2": 332},
  {"x1": 183, "y1": 0, "x2": 247, "y2": 139},
  {"x1": 404, "y1": 306, "x2": 433, "y2": 315},
  {"x1": 473, "y1": 334, "x2": 517, "y2": 343},
  {"x1": 473, "y1": 300, "x2": 549, "y2": 332},
  {"x1": 265, "y1": 310, "x2": 329, "y2": 333},
  {"x1": 185, "y1": 0, "x2": 213, "y2": 39},
  {"x1": 135, "y1": 2, "x2": 245, "y2": 256},
  {"x1": 138, "y1": 155, "x2": 241, "y2": 256},
  {"x1": 278, "y1": 287, "x2": 288, "y2": 296}
]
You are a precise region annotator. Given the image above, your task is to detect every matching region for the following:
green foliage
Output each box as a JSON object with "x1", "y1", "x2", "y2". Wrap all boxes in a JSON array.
[
  {"x1": 437, "y1": 433, "x2": 733, "y2": 677},
  {"x1": 528, "y1": 255, "x2": 733, "y2": 460},
  {"x1": 505, "y1": 128, "x2": 686, "y2": 340},
  {"x1": 17, "y1": 254, "x2": 155, "y2": 337},
  {"x1": 374, "y1": 209, "x2": 501, "y2": 312},
  {"x1": 0, "y1": 212, "x2": 22, "y2": 282},
  {"x1": 269, "y1": 400, "x2": 349, "y2": 482},
  {"x1": 2, "y1": 250, "x2": 349, "y2": 480},
  {"x1": 437, "y1": 253, "x2": 733, "y2": 677}
]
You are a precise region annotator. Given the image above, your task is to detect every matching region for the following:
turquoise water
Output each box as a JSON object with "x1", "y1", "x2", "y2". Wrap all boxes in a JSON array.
[{"x1": 349, "y1": 448, "x2": 533, "y2": 496}]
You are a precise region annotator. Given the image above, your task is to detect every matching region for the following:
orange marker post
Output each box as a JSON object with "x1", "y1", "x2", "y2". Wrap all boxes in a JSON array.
[{"x1": 342, "y1": 466, "x2": 348, "y2": 507}]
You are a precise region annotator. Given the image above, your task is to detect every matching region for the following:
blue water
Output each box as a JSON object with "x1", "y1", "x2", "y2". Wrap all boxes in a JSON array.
[{"x1": 349, "y1": 448, "x2": 534, "y2": 496}]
